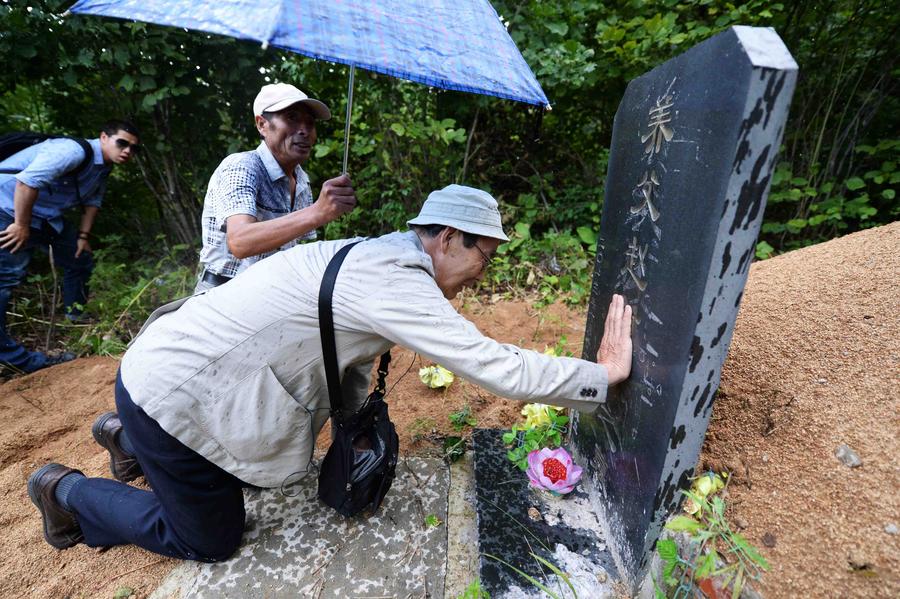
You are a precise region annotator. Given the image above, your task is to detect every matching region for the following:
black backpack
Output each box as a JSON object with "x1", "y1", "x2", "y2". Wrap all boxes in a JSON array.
[{"x1": 0, "y1": 132, "x2": 93, "y2": 177}]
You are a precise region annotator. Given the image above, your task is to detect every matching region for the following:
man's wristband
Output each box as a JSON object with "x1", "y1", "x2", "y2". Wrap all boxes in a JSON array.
[{"x1": 78, "y1": 231, "x2": 90, "y2": 240}]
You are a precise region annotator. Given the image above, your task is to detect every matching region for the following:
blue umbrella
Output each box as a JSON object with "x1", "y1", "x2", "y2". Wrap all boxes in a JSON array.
[{"x1": 67, "y1": 0, "x2": 549, "y2": 172}]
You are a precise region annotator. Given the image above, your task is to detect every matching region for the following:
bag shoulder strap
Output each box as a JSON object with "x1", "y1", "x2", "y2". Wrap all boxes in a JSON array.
[{"x1": 318, "y1": 241, "x2": 390, "y2": 420}]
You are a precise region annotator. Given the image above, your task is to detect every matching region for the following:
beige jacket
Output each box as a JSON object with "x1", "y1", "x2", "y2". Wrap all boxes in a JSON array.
[{"x1": 120, "y1": 231, "x2": 609, "y2": 487}]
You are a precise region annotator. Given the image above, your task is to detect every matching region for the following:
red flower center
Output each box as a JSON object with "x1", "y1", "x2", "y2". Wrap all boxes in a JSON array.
[{"x1": 542, "y1": 457, "x2": 567, "y2": 483}]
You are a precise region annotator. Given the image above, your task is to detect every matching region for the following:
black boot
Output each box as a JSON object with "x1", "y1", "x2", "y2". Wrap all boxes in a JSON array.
[
  {"x1": 27, "y1": 463, "x2": 85, "y2": 550},
  {"x1": 92, "y1": 412, "x2": 144, "y2": 482}
]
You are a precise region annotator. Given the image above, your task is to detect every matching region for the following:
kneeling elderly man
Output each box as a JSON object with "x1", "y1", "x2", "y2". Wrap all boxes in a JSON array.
[{"x1": 27, "y1": 185, "x2": 633, "y2": 561}]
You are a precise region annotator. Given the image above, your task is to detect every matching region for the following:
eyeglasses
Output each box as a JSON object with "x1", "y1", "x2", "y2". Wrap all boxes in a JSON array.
[
  {"x1": 114, "y1": 138, "x2": 141, "y2": 154},
  {"x1": 473, "y1": 243, "x2": 493, "y2": 271}
]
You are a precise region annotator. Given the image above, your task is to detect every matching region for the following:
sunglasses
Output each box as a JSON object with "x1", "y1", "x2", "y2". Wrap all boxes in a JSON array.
[{"x1": 114, "y1": 137, "x2": 141, "y2": 153}]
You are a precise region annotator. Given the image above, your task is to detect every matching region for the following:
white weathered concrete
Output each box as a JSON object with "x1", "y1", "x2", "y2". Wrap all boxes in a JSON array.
[{"x1": 150, "y1": 457, "x2": 450, "y2": 598}]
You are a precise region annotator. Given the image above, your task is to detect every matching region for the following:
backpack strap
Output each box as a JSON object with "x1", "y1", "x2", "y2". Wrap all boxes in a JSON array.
[
  {"x1": 68, "y1": 138, "x2": 94, "y2": 178},
  {"x1": 0, "y1": 135, "x2": 93, "y2": 176},
  {"x1": 0, "y1": 135, "x2": 94, "y2": 201},
  {"x1": 68, "y1": 138, "x2": 93, "y2": 204}
]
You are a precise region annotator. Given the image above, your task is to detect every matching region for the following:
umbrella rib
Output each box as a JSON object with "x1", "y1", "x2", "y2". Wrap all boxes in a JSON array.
[{"x1": 261, "y1": 1, "x2": 286, "y2": 48}]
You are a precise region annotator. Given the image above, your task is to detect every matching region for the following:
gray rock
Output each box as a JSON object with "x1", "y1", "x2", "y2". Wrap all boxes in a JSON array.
[
  {"x1": 885, "y1": 523, "x2": 898, "y2": 535},
  {"x1": 835, "y1": 444, "x2": 862, "y2": 468}
]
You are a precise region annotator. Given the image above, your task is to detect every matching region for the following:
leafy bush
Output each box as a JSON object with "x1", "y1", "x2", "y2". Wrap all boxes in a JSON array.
[
  {"x1": 66, "y1": 236, "x2": 196, "y2": 354},
  {"x1": 655, "y1": 472, "x2": 769, "y2": 598},
  {"x1": 760, "y1": 139, "x2": 899, "y2": 254}
]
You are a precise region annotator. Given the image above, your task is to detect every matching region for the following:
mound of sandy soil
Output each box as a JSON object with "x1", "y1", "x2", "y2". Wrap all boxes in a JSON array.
[
  {"x1": 703, "y1": 221, "x2": 899, "y2": 598},
  {"x1": 0, "y1": 222, "x2": 896, "y2": 598}
]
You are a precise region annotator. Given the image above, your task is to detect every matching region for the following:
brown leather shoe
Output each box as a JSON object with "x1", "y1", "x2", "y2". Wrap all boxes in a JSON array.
[
  {"x1": 92, "y1": 412, "x2": 143, "y2": 483},
  {"x1": 27, "y1": 463, "x2": 85, "y2": 549}
]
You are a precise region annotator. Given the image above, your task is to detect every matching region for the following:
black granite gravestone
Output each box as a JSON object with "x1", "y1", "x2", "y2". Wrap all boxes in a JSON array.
[{"x1": 572, "y1": 26, "x2": 798, "y2": 585}]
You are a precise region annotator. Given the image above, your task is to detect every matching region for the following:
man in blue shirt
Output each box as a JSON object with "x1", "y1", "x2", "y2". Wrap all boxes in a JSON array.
[{"x1": 0, "y1": 119, "x2": 140, "y2": 373}]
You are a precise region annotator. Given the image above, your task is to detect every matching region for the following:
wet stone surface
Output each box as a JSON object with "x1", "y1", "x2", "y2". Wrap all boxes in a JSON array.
[
  {"x1": 150, "y1": 457, "x2": 449, "y2": 599},
  {"x1": 472, "y1": 429, "x2": 617, "y2": 599}
]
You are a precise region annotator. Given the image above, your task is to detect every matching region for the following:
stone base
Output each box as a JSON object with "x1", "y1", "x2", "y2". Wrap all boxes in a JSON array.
[
  {"x1": 472, "y1": 429, "x2": 618, "y2": 598},
  {"x1": 150, "y1": 457, "x2": 450, "y2": 598}
]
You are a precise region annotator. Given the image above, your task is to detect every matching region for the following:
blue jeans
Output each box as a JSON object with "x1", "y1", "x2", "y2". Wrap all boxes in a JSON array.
[
  {"x1": 67, "y1": 371, "x2": 246, "y2": 561},
  {"x1": 0, "y1": 211, "x2": 93, "y2": 371}
]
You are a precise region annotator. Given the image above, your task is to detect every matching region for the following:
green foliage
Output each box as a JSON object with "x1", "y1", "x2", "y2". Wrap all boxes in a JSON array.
[
  {"x1": 448, "y1": 404, "x2": 478, "y2": 431},
  {"x1": 443, "y1": 436, "x2": 466, "y2": 463},
  {"x1": 760, "y1": 139, "x2": 900, "y2": 252},
  {"x1": 3, "y1": 234, "x2": 194, "y2": 362},
  {"x1": 547, "y1": 335, "x2": 575, "y2": 358},
  {"x1": 455, "y1": 578, "x2": 491, "y2": 599},
  {"x1": 503, "y1": 407, "x2": 569, "y2": 470},
  {"x1": 65, "y1": 235, "x2": 195, "y2": 355},
  {"x1": 406, "y1": 417, "x2": 436, "y2": 443},
  {"x1": 112, "y1": 587, "x2": 134, "y2": 599},
  {"x1": 486, "y1": 225, "x2": 596, "y2": 307},
  {"x1": 1, "y1": 0, "x2": 897, "y2": 358},
  {"x1": 483, "y1": 552, "x2": 577, "y2": 599},
  {"x1": 656, "y1": 474, "x2": 769, "y2": 598},
  {"x1": 424, "y1": 513, "x2": 443, "y2": 528}
]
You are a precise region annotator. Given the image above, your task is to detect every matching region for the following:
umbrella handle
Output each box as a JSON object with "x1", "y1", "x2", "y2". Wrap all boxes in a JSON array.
[{"x1": 342, "y1": 66, "x2": 356, "y2": 176}]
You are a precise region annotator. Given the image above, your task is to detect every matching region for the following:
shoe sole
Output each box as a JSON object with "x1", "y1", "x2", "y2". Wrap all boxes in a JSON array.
[
  {"x1": 27, "y1": 463, "x2": 76, "y2": 550},
  {"x1": 91, "y1": 412, "x2": 142, "y2": 483}
]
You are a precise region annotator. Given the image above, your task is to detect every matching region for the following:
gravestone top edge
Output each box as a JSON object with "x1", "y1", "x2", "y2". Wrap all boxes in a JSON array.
[{"x1": 731, "y1": 25, "x2": 798, "y2": 71}]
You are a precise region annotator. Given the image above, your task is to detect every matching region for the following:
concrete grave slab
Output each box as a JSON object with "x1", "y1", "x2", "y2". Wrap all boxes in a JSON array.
[{"x1": 150, "y1": 457, "x2": 450, "y2": 598}]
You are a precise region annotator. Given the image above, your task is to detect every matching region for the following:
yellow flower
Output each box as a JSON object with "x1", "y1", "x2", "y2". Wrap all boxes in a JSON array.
[
  {"x1": 691, "y1": 472, "x2": 725, "y2": 499},
  {"x1": 520, "y1": 403, "x2": 563, "y2": 428},
  {"x1": 694, "y1": 476, "x2": 714, "y2": 498},
  {"x1": 543, "y1": 346, "x2": 558, "y2": 357},
  {"x1": 683, "y1": 497, "x2": 700, "y2": 515},
  {"x1": 418, "y1": 365, "x2": 454, "y2": 389}
]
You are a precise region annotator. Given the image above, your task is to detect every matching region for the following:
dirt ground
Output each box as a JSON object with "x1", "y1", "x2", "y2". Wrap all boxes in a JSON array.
[{"x1": 0, "y1": 222, "x2": 897, "y2": 598}]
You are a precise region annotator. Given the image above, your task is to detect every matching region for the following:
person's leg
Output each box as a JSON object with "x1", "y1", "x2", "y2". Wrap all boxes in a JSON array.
[
  {"x1": 48, "y1": 222, "x2": 93, "y2": 320},
  {"x1": 0, "y1": 213, "x2": 44, "y2": 371},
  {"x1": 66, "y1": 371, "x2": 246, "y2": 561}
]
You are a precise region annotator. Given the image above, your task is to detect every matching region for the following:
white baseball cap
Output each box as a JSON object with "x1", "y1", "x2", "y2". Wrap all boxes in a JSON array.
[
  {"x1": 408, "y1": 185, "x2": 509, "y2": 241},
  {"x1": 253, "y1": 83, "x2": 331, "y2": 120}
]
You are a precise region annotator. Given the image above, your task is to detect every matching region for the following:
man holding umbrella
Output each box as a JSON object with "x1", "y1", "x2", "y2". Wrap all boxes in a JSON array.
[{"x1": 195, "y1": 83, "x2": 357, "y2": 292}]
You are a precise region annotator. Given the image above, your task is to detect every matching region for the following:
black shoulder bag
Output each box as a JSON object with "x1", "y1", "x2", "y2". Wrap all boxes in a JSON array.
[{"x1": 317, "y1": 241, "x2": 399, "y2": 517}]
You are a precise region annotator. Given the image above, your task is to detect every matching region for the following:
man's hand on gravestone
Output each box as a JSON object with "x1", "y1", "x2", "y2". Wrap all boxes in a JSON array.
[{"x1": 596, "y1": 294, "x2": 633, "y2": 386}]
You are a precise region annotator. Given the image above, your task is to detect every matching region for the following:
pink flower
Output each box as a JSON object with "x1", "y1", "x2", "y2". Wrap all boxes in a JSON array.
[{"x1": 526, "y1": 447, "x2": 583, "y2": 494}]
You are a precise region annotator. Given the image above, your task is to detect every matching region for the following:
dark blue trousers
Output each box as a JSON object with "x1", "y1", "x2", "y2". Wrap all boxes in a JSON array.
[
  {"x1": 68, "y1": 371, "x2": 246, "y2": 562},
  {"x1": 0, "y1": 211, "x2": 93, "y2": 371}
]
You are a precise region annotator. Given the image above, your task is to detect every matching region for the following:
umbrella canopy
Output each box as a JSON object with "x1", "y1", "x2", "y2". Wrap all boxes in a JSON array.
[{"x1": 68, "y1": 0, "x2": 549, "y2": 107}]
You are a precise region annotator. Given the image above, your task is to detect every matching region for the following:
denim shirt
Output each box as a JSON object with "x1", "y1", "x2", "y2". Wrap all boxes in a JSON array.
[{"x1": 0, "y1": 138, "x2": 110, "y2": 233}]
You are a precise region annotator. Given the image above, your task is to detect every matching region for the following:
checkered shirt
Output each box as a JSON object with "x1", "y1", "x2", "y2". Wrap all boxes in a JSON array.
[{"x1": 198, "y1": 141, "x2": 316, "y2": 278}]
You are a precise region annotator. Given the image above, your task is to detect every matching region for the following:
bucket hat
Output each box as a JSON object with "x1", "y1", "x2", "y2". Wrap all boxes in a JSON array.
[{"x1": 407, "y1": 185, "x2": 508, "y2": 241}]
